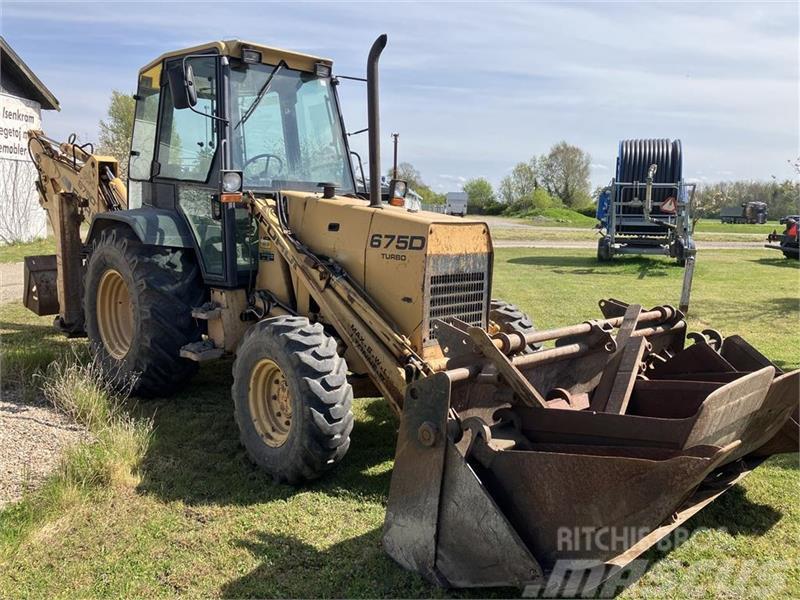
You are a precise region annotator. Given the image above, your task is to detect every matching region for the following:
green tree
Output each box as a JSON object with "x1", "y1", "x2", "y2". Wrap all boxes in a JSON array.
[
  {"x1": 390, "y1": 162, "x2": 423, "y2": 189},
  {"x1": 540, "y1": 141, "x2": 592, "y2": 208},
  {"x1": 463, "y1": 177, "x2": 496, "y2": 212},
  {"x1": 499, "y1": 158, "x2": 539, "y2": 205},
  {"x1": 98, "y1": 90, "x2": 136, "y2": 180},
  {"x1": 693, "y1": 179, "x2": 800, "y2": 219}
]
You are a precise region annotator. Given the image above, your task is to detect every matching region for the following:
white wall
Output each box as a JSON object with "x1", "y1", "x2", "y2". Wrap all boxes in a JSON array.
[{"x1": 0, "y1": 92, "x2": 47, "y2": 243}]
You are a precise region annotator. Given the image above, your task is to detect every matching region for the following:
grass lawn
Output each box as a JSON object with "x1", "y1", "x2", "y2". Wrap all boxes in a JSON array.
[
  {"x1": 470, "y1": 216, "x2": 774, "y2": 244},
  {"x1": 0, "y1": 248, "x2": 798, "y2": 598},
  {"x1": 694, "y1": 219, "x2": 781, "y2": 235},
  {"x1": 0, "y1": 238, "x2": 55, "y2": 263},
  {"x1": 488, "y1": 227, "x2": 770, "y2": 244}
]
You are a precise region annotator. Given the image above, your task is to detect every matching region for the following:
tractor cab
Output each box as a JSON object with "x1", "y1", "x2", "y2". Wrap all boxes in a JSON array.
[{"x1": 127, "y1": 41, "x2": 357, "y2": 287}]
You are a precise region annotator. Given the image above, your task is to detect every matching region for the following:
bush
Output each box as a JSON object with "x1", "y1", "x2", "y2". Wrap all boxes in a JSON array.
[
  {"x1": 469, "y1": 200, "x2": 505, "y2": 215},
  {"x1": 505, "y1": 188, "x2": 557, "y2": 216}
]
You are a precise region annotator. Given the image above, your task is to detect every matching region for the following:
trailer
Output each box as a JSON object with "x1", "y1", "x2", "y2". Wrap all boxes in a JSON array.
[{"x1": 596, "y1": 139, "x2": 696, "y2": 266}]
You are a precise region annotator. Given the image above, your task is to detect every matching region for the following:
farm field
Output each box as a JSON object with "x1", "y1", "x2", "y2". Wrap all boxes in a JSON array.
[{"x1": 0, "y1": 248, "x2": 798, "y2": 598}]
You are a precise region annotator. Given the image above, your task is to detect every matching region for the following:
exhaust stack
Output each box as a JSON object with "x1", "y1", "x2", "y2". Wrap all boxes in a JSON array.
[{"x1": 367, "y1": 34, "x2": 387, "y2": 207}]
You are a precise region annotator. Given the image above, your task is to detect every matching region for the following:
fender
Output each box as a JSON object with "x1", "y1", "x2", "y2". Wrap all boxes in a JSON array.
[{"x1": 87, "y1": 208, "x2": 195, "y2": 249}]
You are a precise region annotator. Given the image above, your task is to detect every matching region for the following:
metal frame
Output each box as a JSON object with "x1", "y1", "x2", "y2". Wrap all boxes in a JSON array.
[{"x1": 602, "y1": 178, "x2": 696, "y2": 259}]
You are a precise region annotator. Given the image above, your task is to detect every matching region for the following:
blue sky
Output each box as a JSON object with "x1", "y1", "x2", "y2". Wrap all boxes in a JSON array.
[{"x1": 2, "y1": 1, "x2": 797, "y2": 192}]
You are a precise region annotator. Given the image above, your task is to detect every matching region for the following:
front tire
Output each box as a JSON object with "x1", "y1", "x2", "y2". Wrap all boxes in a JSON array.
[
  {"x1": 232, "y1": 316, "x2": 354, "y2": 484},
  {"x1": 84, "y1": 227, "x2": 205, "y2": 397}
]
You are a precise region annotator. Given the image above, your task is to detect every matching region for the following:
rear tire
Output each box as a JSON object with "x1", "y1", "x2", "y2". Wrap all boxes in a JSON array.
[
  {"x1": 489, "y1": 299, "x2": 541, "y2": 352},
  {"x1": 84, "y1": 227, "x2": 205, "y2": 397},
  {"x1": 597, "y1": 237, "x2": 612, "y2": 262},
  {"x1": 674, "y1": 239, "x2": 687, "y2": 267},
  {"x1": 232, "y1": 316, "x2": 354, "y2": 485}
]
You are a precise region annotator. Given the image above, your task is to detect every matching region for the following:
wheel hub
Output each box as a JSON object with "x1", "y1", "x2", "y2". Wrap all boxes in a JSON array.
[
  {"x1": 96, "y1": 268, "x2": 134, "y2": 360},
  {"x1": 249, "y1": 359, "x2": 292, "y2": 447}
]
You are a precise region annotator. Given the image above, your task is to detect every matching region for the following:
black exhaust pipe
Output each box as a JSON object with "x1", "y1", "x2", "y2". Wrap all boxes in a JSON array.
[{"x1": 367, "y1": 34, "x2": 387, "y2": 208}]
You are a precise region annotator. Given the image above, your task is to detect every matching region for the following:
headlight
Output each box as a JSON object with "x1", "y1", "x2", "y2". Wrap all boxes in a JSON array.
[{"x1": 221, "y1": 171, "x2": 242, "y2": 193}]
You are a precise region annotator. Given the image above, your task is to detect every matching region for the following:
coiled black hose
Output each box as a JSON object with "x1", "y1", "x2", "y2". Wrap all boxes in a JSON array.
[{"x1": 615, "y1": 139, "x2": 682, "y2": 214}]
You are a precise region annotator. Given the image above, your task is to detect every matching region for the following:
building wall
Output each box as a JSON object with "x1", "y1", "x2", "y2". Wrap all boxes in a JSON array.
[{"x1": 0, "y1": 84, "x2": 47, "y2": 243}]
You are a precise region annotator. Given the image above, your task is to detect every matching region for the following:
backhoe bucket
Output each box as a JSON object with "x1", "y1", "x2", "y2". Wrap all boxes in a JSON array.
[
  {"x1": 383, "y1": 300, "x2": 798, "y2": 589},
  {"x1": 23, "y1": 254, "x2": 59, "y2": 316}
]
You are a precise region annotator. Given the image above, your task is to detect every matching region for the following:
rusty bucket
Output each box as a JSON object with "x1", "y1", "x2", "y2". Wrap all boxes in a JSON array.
[{"x1": 383, "y1": 300, "x2": 799, "y2": 589}]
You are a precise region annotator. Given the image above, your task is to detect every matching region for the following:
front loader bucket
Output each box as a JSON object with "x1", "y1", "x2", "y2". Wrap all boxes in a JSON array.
[{"x1": 383, "y1": 300, "x2": 798, "y2": 589}]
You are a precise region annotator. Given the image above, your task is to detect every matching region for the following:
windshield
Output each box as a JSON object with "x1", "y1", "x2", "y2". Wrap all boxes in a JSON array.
[{"x1": 229, "y1": 62, "x2": 354, "y2": 194}]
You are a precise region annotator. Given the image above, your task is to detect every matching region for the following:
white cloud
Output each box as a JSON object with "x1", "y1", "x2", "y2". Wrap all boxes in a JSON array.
[{"x1": 3, "y1": 1, "x2": 796, "y2": 188}]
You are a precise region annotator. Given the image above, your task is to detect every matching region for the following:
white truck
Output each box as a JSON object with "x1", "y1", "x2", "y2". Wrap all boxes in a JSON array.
[{"x1": 445, "y1": 191, "x2": 468, "y2": 217}]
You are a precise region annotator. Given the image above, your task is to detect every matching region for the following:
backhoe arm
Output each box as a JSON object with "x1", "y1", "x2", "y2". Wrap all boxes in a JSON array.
[{"x1": 26, "y1": 130, "x2": 127, "y2": 332}]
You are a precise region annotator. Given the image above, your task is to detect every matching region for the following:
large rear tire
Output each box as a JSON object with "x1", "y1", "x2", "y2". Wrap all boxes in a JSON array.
[
  {"x1": 232, "y1": 316, "x2": 354, "y2": 484},
  {"x1": 84, "y1": 227, "x2": 205, "y2": 397}
]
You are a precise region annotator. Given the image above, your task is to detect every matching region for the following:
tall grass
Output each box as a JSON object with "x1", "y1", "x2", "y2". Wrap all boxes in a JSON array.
[
  {"x1": 0, "y1": 354, "x2": 152, "y2": 552},
  {"x1": 41, "y1": 355, "x2": 153, "y2": 489}
]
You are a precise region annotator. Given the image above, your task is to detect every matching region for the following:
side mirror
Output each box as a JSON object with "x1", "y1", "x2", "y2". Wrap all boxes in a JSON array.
[{"x1": 167, "y1": 62, "x2": 197, "y2": 109}]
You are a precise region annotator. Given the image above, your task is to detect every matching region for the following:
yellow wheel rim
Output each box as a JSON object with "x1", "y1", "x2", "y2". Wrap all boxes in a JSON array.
[
  {"x1": 248, "y1": 359, "x2": 292, "y2": 447},
  {"x1": 96, "y1": 269, "x2": 134, "y2": 360}
]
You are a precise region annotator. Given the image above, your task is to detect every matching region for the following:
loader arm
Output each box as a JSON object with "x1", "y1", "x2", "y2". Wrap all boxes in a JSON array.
[
  {"x1": 25, "y1": 130, "x2": 127, "y2": 333},
  {"x1": 251, "y1": 194, "x2": 432, "y2": 412}
]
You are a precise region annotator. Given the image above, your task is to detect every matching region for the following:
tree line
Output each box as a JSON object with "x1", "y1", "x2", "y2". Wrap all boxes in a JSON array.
[
  {"x1": 692, "y1": 179, "x2": 799, "y2": 220},
  {"x1": 95, "y1": 91, "x2": 798, "y2": 220},
  {"x1": 463, "y1": 141, "x2": 593, "y2": 216}
]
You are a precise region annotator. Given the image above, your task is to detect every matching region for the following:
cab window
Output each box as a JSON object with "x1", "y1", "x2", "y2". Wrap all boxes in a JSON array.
[{"x1": 156, "y1": 56, "x2": 218, "y2": 182}]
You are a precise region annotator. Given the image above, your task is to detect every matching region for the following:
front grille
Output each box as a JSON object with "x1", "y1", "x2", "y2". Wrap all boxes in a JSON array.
[{"x1": 428, "y1": 270, "x2": 488, "y2": 339}]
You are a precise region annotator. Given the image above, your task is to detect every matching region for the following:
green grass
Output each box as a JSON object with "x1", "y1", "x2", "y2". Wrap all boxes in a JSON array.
[
  {"x1": 694, "y1": 219, "x2": 780, "y2": 234},
  {"x1": 0, "y1": 352, "x2": 152, "y2": 559},
  {"x1": 515, "y1": 206, "x2": 598, "y2": 227},
  {"x1": 0, "y1": 248, "x2": 798, "y2": 598},
  {"x1": 472, "y1": 215, "x2": 779, "y2": 239},
  {"x1": 488, "y1": 227, "x2": 769, "y2": 244},
  {"x1": 0, "y1": 238, "x2": 55, "y2": 263}
]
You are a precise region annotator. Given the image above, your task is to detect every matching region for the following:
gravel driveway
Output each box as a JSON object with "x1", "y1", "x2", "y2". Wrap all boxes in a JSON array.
[
  {"x1": 2, "y1": 262, "x2": 88, "y2": 509},
  {"x1": 0, "y1": 262, "x2": 23, "y2": 304},
  {"x1": 0, "y1": 388, "x2": 87, "y2": 509}
]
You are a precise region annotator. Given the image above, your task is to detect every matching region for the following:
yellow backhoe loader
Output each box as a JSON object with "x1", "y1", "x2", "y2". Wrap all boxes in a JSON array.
[{"x1": 23, "y1": 36, "x2": 798, "y2": 590}]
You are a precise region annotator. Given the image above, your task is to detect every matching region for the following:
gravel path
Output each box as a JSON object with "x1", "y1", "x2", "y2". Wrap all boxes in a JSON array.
[
  {"x1": 0, "y1": 387, "x2": 88, "y2": 509},
  {"x1": 1, "y1": 261, "x2": 23, "y2": 304},
  {"x1": 493, "y1": 240, "x2": 766, "y2": 249}
]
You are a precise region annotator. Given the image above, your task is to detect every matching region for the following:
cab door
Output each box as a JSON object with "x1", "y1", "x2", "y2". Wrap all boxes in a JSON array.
[{"x1": 152, "y1": 55, "x2": 227, "y2": 281}]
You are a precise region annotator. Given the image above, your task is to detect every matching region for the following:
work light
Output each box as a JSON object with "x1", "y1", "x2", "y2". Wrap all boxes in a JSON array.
[
  {"x1": 242, "y1": 48, "x2": 262, "y2": 64},
  {"x1": 315, "y1": 62, "x2": 331, "y2": 78}
]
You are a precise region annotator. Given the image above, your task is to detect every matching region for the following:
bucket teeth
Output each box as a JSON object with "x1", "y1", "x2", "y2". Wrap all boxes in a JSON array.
[{"x1": 383, "y1": 301, "x2": 799, "y2": 589}]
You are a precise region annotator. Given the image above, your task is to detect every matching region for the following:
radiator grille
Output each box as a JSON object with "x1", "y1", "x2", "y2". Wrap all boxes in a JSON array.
[{"x1": 428, "y1": 271, "x2": 487, "y2": 338}]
